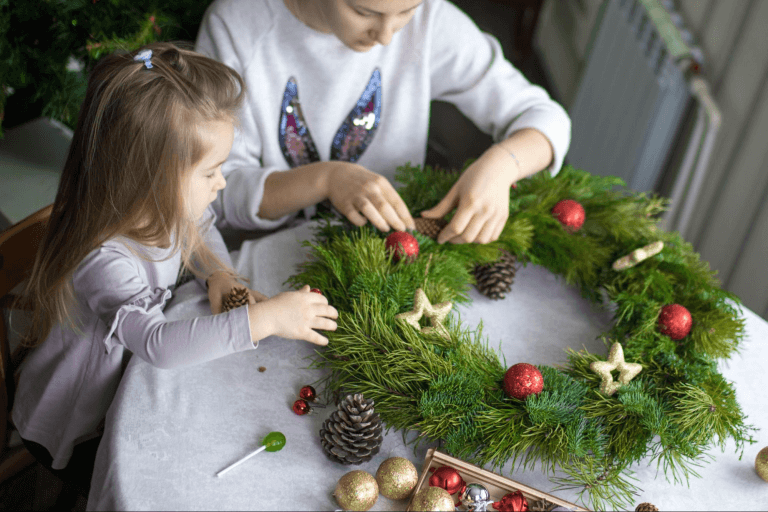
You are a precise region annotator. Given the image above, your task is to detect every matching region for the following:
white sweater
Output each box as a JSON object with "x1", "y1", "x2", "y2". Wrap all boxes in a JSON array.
[{"x1": 196, "y1": 0, "x2": 571, "y2": 230}]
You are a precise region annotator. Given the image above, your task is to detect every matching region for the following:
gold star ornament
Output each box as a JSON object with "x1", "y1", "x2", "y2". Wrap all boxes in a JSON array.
[
  {"x1": 395, "y1": 288, "x2": 452, "y2": 339},
  {"x1": 589, "y1": 342, "x2": 643, "y2": 395}
]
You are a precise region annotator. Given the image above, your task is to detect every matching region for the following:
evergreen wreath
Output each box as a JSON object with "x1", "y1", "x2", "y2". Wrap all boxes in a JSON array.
[{"x1": 287, "y1": 164, "x2": 756, "y2": 510}]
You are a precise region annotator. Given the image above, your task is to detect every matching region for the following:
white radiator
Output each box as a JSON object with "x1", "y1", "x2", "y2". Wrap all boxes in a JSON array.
[{"x1": 566, "y1": 0, "x2": 720, "y2": 237}]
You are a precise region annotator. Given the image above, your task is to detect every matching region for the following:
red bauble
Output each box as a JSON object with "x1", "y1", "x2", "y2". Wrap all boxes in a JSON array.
[
  {"x1": 292, "y1": 399, "x2": 310, "y2": 415},
  {"x1": 551, "y1": 199, "x2": 585, "y2": 231},
  {"x1": 310, "y1": 288, "x2": 323, "y2": 295},
  {"x1": 299, "y1": 385, "x2": 317, "y2": 401},
  {"x1": 299, "y1": 386, "x2": 317, "y2": 402},
  {"x1": 492, "y1": 491, "x2": 529, "y2": 512},
  {"x1": 428, "y1": 465, "x2": 466, "y2": 495},
  {"x1": 503, "y1": 363, "x2": 544, "y2": 400},
  {"x1": 385, "y1": 231, "x2": 419, "y2": 262},
  {"x1": 658, "y1": 304, "x2": 692, "y2": 340}
]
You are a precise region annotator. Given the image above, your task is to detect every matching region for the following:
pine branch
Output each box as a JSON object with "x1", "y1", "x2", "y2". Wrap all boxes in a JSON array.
[{"x1": 553, "y1": 457, "x2": 639, "y2": 511}]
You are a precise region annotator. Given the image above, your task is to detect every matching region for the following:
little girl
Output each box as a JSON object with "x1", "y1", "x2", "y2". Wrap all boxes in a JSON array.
[
  {"x1": 12, "y1": 42, "x2": 337, "y2": 492},
  {"x1": 196, "y1": 0, "x2": 571, "y2": 245}
]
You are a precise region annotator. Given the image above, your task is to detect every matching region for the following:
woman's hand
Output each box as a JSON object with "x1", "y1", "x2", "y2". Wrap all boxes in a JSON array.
[
  {"x1": 247, "y1": 285, "x2": 338, "y2": 346},
  {"x1": 421, "y1": 147, "x2": 516, "y2": 244},
  {"x1": 327, "y1": 162, "x2": 415, "y2": 233},
  {"x1": 206, "y1": 271, "x2": 267, "y2": 315},
  {"x1": 422, "y1": 128, "x2": 554, "y2": 244}
]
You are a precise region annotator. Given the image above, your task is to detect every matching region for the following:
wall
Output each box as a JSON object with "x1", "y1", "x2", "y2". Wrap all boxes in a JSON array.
[{"x1": 535, "y1": 0, "x2": 768, "y2": 319}]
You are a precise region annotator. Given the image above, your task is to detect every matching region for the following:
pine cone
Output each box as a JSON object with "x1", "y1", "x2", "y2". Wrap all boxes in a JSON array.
[
  {"x1": 222, "y1": 286, "x2": 250, "y2": 312},
  {"x1": 474, "y1": 250, "x2": 517, "y2": 300},
  {"x1": 528, "y1": 499, "x2": 555, "y2": 512},
  {"x1": 414, "y1": 217, "x2": 448, "y2": 240},
  {"x1": 319, "y1": 393, "x2": 383, "y2": 465},
  {"x1": 635, "y1": 503, "x2": 659, "y2": 512}
]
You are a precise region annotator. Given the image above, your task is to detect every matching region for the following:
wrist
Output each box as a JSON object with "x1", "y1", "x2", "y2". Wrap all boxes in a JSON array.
[
  {"x1": 205, "y1": 270, "x2": 233, "y2": 290},
  {"x1": 247, "y1": 302, "x2": 274, "y2": 342},
  {"x1": 489, "y1": 144, "x2": 522, "y2": 186},
  {"x1": 316, "y1": 162, "x2": 334, "y2": 200}
]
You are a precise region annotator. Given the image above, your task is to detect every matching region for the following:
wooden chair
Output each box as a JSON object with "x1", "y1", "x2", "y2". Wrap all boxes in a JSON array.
[{"x1": 0, "y1": 204, "x2": 52, "y2": 484}]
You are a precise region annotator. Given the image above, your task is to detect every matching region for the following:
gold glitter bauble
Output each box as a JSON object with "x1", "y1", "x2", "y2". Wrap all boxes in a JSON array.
[
  {"x1": 756, "y1": 446, "x2": 768, "y2": 483},
  {"x1": 375, "y1": 456, "x2": 418, "y2": 500},
  {"x1": 410, "y1": 486, "x2": 455, "y2": 511},
  {"x1": 334, "y1": 470, "x2": 378, "y2": 511}
]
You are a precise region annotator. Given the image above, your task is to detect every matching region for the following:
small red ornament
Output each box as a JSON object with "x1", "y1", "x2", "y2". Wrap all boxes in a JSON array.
[
  {"x1": 385, "y1": 231, "x2": 419, "y2": 262},
  {"x1": 428, "y1": 465, "x2": 466, "y2": 495},
  {"x1": 551, "y1": 199, "x2": 585, "y2": 231},
  {"x1": 299, "y1": 385, "x2": 317, "y2": 401},
  {"x1": 292, "y1": 398, "x2": 311, "y2": 415},
  {"x1": 493, "y1": 491, "x2": 529, "y2": 512},
  {"x1": 503, "y1": 363, "x2": 544, "y2": 400},
  {"x1": 310, "y1": 288, "x2": 323, "y2": 295},
  {"x1": 658, "y1": 303, "x2": 692, "y2": 340}
]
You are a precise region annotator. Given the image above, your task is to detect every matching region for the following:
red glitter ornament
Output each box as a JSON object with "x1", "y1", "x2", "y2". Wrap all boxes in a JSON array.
[
  {"x1": 292, "y1": 399, "x2": 311, "y2": 415},
  {"x1": 493, "y1": 491, "x2": 529, "y2": 512},
  {"x1": 385, "y1": 231, "x2": 419, "y2": 262},
  {"x1": 428, "y1": 465, "x2": 466, "y2": 495},
  {"x1": 503, "y1": 363, "x2": 544, "y2": 400},
  {"x1": 551, "y1": 199, "x2": 585, "y2": 231},
  {"x1": 658, "y1": 304, "x2": 692, "y2": 340},
  {"x1": 310, "y1": 288, "x2": 323, "y2": 295},
  {"x1": 299, "y1": 385, "x2": 317, "y2": 401}
]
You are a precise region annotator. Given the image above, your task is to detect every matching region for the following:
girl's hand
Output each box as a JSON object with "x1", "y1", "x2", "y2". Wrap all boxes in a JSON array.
[
  {"x1": 247, "y1": 285, "x2": 338, "y2": 346},
  {"x1": 206, "y1": 271, "x2": 267, "y2": 314},
  {"x1": 421, "y1": 147, "x2": 516, "y2": 245},
  {"x1": 327, "y1": 162, "x2": 415, "y2": 233}
]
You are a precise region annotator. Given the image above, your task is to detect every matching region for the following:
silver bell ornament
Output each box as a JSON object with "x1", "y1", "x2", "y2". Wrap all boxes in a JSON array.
[{"x1": 460, "y1": 483, "x2": 492, "y2": 512}]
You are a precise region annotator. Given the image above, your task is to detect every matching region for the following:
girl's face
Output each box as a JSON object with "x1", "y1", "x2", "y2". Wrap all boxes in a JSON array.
[
  {"x1": 186, "y1": 120, "x2": 233, "y2": 220},
  {"x1": 318, "y1": 0, "x2": 423, "y2": 51}
]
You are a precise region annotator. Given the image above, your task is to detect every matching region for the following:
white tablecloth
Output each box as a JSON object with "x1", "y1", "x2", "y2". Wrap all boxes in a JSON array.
[{"x1": 87, "y1": 221, "x2": 768, "y2": 511}]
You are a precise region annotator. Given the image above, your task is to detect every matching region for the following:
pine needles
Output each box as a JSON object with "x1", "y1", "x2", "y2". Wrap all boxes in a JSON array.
[{"x1": 289, "y1": 164, "x2": 755, "y2": 510}]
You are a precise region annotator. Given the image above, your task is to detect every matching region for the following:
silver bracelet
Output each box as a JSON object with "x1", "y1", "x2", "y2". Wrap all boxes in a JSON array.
[{"x1": 496, "y1": 145, "x2": 521, "y2": 169}]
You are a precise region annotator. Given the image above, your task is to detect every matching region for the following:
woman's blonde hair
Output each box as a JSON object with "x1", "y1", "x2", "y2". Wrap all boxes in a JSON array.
[{"x1": 23, "y1": 42, "x2": 245, "y2": 347}]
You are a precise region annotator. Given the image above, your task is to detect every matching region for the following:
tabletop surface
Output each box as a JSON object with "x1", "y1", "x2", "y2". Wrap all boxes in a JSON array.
[{"x1": 86, "y1": 221, "x2": 768, "y2": 511}]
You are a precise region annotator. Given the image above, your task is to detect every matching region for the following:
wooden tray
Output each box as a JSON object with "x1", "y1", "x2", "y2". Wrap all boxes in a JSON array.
[{"x1": 406, "y1": 449, "x2": 589, "y2": 511}]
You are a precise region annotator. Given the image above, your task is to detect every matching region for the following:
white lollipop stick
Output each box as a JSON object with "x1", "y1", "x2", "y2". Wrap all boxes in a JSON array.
[{"x1": 216, "y1": 445, "x2": 267, "y2": 477}]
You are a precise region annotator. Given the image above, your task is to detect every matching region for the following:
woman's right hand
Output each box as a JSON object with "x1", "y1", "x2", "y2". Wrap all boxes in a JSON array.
[
  {"x1": 247, "y1": 285, "x2": 338, "y2": 345},
  {"x1": 327, "y1": 162, "x2": 415, "y2": 233}
]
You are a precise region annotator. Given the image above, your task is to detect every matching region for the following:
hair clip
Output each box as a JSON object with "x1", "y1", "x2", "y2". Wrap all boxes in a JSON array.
[{"x1": 134, "y1": 49, "x2": 153, "y2": 69}]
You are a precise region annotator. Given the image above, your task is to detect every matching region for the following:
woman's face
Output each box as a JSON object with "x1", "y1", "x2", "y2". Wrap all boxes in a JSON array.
[{"x1": 318, "y1": 0, "x2": 423, "y2": 51}]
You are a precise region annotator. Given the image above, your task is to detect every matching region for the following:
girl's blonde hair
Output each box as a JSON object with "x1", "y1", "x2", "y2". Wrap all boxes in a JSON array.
[{"x1": 23, "y1": 42, "x2": 245, "y2": 347}]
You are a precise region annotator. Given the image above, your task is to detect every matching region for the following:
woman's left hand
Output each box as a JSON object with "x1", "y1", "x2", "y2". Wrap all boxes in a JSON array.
[
  {"x1": 421, "y1": 128, "x2": 554, "y2": 245},
  {"x1": 421, "y1": 145, "x2": 517, "y2": 245},
  {"x1": 206, "y1": 271, "x2": 267, "y2": 314}
]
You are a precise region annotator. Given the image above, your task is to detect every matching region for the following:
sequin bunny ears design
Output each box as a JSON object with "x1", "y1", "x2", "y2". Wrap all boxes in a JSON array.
[
  {"x1": 134, "y1": 49, "x2": 153, "y2": 69},
  {"x1": 279, "y1": 69, "x2": 381, "y2": 168}
]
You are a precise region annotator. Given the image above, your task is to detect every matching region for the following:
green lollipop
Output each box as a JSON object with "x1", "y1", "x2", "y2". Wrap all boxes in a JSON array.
[
  {"x1": 262, "y1": 431, "x2": 286, "y2": 452},
  {"x1": 216, "y1": 431, "x2": 285, "y2": 477}
]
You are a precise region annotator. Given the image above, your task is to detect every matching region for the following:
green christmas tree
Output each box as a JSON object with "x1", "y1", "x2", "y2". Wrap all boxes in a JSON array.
[{"x1": 0, "y1": 0, "x2": 209, "y2": 137}]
